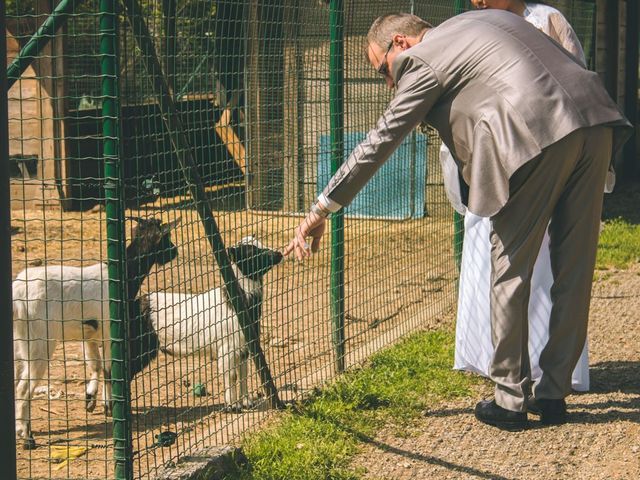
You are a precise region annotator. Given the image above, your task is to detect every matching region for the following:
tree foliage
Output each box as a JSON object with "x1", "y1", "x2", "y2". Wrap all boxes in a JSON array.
[
  {"x1": 5, "y1": 0, "x2": 38, "y2": 16},
  {"x1": 5, "y1": 0, "x2": 99, "y2": 17}
]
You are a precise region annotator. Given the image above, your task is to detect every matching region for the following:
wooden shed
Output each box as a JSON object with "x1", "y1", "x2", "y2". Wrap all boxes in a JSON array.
[
  {"x1": 6, "y1": 12, "x2": 68, "y2": 209},
  {"x1": 245, "y1": 0, "x2": 437, "y2": 218}
]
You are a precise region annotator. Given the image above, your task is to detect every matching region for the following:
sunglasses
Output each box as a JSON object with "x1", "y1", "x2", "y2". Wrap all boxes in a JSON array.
[{"x1": 377, "y1": 41, "x2": 394, "y2": 77}]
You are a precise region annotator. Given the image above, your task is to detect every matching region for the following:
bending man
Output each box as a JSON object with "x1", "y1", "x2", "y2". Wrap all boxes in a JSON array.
[{"x1": 284, "y1": 10, "x2": 630, "y2": 430}]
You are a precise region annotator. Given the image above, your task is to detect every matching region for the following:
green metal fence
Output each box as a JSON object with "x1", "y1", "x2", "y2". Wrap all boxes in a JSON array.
[{"x1": 3, "y1": 1, "x2": 597, "y2": 479}]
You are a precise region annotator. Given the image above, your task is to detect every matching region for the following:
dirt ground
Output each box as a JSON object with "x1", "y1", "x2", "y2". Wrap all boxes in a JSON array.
[
  {"x1": 11, "y1": 185, "x2": 457, "y2": 479},
  {"x1": 14, "y1": 181, "x2": 639, "y2": 480},
  {"x1": 350, "y1": 184, "x2": 640, "y2": 480}
]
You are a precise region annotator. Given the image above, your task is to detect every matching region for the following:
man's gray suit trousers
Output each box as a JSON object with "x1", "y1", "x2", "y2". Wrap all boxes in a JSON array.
[{"x1": 488, "y1": 125, "x2": 612, "y2": 412}]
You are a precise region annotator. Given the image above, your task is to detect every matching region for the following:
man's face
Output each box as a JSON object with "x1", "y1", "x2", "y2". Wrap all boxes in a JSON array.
[
  {"x1": 367, "y1": 31, "x2": 426, "y2": 89},
  {"x1": 470, "y1": 0, "x2": 513, "y2": 9},
  {"x1": 369, "y1": 32, "x2": 423, "y2": 90},
  {"x1": 368, "y1": 41, "x2": 397, "y2": 90}
]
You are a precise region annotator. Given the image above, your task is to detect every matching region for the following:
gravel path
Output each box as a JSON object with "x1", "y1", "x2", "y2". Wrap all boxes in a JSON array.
[{"x1": 351, "y1": 251, "x2": 640, "y2": 479}]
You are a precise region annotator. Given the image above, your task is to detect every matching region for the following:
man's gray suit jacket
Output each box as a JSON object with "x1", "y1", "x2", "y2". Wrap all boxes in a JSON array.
[{"x1": 321, "y1": 9, "x2": 631, "y2": 217}]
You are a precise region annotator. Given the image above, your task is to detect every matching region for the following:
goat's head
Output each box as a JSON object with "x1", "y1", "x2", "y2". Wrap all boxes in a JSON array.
[
  {"x1": 227, "y1": 235, "x2": 283, "y2": 281},
  {"x1": 129, "y1": 216, "x2": 180, "y2": 267},
  {"x1": 128, "y1": 294, "x2": 159, "y2": 378}
]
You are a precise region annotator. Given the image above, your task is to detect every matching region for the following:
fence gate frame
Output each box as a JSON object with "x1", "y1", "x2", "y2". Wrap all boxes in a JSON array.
[
  {"x1": 0, "y1": 0, "x2": 18, "y2": 478},
  {"x1": 4, "y1": 1, "x2": 629, "y2": 479}
]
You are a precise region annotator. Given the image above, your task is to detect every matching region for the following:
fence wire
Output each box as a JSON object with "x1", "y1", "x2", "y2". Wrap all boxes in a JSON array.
[{"x1": 4, "y1": 1, "x2": 596, "y2": 479}]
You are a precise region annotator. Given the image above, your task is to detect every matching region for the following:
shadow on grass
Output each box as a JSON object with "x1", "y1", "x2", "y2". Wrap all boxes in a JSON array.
[
  {"x1": 310, "y1": 408, "x2": 515, "y2": 480},
  {"x1": 566, "y1": 401, "x2": 640, "y2": 425},
  {"x1": 589, "y1": 361, "x2": 640, "y2": 394},
  {"x1": 565, "y1": 361, "x2": 640, "y2": 425},
  {"x1": 603, "y1": 181, "x2": 640, "y2": 225}
]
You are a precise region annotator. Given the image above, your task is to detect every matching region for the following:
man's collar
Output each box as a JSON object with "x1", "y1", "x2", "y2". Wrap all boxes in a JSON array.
[{"x1": 419, "y1": 28, "x2": 433, "y2": 43}]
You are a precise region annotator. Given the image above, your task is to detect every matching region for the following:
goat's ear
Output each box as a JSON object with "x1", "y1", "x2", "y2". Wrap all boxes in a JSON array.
[
  {"x1": 227, "y1": 246, "x2": 239, "y2": 263},
  {"x1": 163, "y1": 217, "x2": 182, "y2": 233},
  {"x1": 127, "y1": 215, "x2": 146, "y2": 224}
]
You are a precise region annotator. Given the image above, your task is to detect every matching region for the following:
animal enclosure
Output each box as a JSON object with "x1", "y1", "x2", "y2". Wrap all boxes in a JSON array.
[{"x1": 3, "y1": 1, "x2": 597, "y2": 479}]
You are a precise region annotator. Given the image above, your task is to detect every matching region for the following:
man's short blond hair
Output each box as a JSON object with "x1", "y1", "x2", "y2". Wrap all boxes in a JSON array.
[{"x1": 367, "y1": 13, "x2": 433, "y2": 49}]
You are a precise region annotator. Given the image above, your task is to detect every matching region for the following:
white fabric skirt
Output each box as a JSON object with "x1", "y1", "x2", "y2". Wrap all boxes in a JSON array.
[{"x1": 454, "y1": 212, "x2": 590, "y2": 391}]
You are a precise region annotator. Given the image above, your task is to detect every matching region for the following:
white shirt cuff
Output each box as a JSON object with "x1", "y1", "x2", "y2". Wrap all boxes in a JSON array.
[{"x1": 317, "y1": 193, "x2": 342, "y2": 213}]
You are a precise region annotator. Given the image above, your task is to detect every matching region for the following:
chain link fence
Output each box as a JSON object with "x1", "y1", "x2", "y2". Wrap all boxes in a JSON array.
[{"x1": 4, "y1": 1, "x2": 596, "y2": 478}]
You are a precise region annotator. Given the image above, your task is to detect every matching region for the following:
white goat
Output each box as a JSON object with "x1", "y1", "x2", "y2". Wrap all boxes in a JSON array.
[
  {"x1": 147, "y1": 236, "x2": 282, "y2": 411},
  {"x1": 13, "y1": 217, "x2": 179, "y2": 449}
]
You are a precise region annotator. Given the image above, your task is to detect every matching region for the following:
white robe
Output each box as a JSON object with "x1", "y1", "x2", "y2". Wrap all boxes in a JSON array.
[
  {"x1": 449, "y1": 3, "x2": 590, "y2": 391},
  {"x1": 453, "y1": 211, "x2": 590, "y2": 391}
]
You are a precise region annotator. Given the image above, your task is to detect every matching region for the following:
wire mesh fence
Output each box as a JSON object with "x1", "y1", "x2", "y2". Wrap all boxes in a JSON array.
[{"x1": 4, "y1": 1, "x2": 596, "y2": 479}]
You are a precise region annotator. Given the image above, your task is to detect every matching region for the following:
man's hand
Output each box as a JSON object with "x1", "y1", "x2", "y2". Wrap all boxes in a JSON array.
[{"x1": 284, "y1": 211, "x2": 327, "y2": 260}]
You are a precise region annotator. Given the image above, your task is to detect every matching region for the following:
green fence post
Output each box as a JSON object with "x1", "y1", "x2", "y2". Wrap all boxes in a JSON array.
[
  {"x1": 100, "y1": 1, "x2": 132, "y2": 479},
  {"x1": 0, "y1": 3, "x2": 18, "y2": 479},
  {"x1": 6, "y1": 0, "x2": 85, "y2": 90},
  {"x1": 453, "y1": 0, "x2": 466, "y2": 272},
  {"x1": 329, "y1": 0, "x2": 346, "y2": 373},
  {"x1": 121, "y1": 0, "x2": 283, "y2": 409}
]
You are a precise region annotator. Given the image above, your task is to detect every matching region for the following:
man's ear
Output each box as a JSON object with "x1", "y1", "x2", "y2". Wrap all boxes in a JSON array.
[{"x1": 393, "y1": 33, "x2": 410, "y2": 50}]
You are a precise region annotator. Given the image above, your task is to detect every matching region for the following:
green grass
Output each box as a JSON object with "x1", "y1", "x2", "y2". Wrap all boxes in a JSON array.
[
  {"x1": 219, "y1": 218, "x2": 638, "y2": 479},
  {"x1": 218, "y1": 217, "x2": 640, "y2": 479},
  {"x1": 223, "y1": 330, "x2": 481, "y2": 480},
  {"x1": 596, "y1": 218, "x2": 640, "y2": 270}
]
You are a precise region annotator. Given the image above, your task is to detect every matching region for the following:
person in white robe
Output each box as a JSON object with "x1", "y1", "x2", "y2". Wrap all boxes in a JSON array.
[{"x1": 448, "y1": 1, "x2": 598, "y2": 391}]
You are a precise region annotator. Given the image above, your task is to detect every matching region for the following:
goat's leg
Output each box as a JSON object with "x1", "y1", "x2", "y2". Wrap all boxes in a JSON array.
[
  {"x1": 14, "y1": 360, "x2": 33, "y2": 446},
  {"x1": 100, "y1": 326, "x2": 113, "y2": 415},
  {"x1": 83, "y1": 341, "x2": 102, "y2": 412},
  {"x1": 15, "y1": 341, "x2": 49, "y2": 450},
  {"x1": 14, "y1": 356, "x2": 24, "y2": 379},
  {"x1": 238, "y1": 354, "x2": 256, "y2": 409},
  {"x1": 102, "y1": 367, "x2": 112, "y2": 416},
  {"x1": 219, "y1": 349, "x2": 239, "y2": 412},
  {"x1": 99, "y1": 341, "x2": 113, "y2": 416}
]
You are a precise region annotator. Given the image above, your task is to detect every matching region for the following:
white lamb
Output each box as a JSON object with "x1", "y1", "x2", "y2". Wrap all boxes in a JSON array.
[
  {"x1": 13, "y1": 217, "x2": 179, "y2": 449},
  {"x1": 147, "y1": 236, "x2": 282, "y2": 411}
]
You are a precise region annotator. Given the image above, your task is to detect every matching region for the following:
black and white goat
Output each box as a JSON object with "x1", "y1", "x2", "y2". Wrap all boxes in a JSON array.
[
  {"x1": 12, "y1": 217, "x2": 179, "y2": 448},
  {"x1": 147, "y1": 236, "x2": 282, "y2": 411}
]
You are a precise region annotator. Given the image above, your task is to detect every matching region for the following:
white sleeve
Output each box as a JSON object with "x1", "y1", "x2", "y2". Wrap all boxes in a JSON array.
[
  {"x1": 316, "y1": 193, "x2": 342, "y2": 213},
  {"x1": 548, "y1": 12, "x2": 587, "y2": 68},
  {"x1": 439, "y1": 144, "x2": 467, "y2": 215}
]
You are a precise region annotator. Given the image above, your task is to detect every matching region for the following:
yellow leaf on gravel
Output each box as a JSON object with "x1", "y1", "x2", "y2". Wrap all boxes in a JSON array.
[{"x1": 50, "y1": 446, "x2": 89, "y2": 470}]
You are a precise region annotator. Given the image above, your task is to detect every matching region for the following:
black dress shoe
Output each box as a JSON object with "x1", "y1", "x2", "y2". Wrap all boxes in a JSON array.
[
  {"x1": 527, "y1": 397, "x2": 567, "y2": 425},
  {"x1": 474, "y1": 399, "x2": 528, "y2": 431}
]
